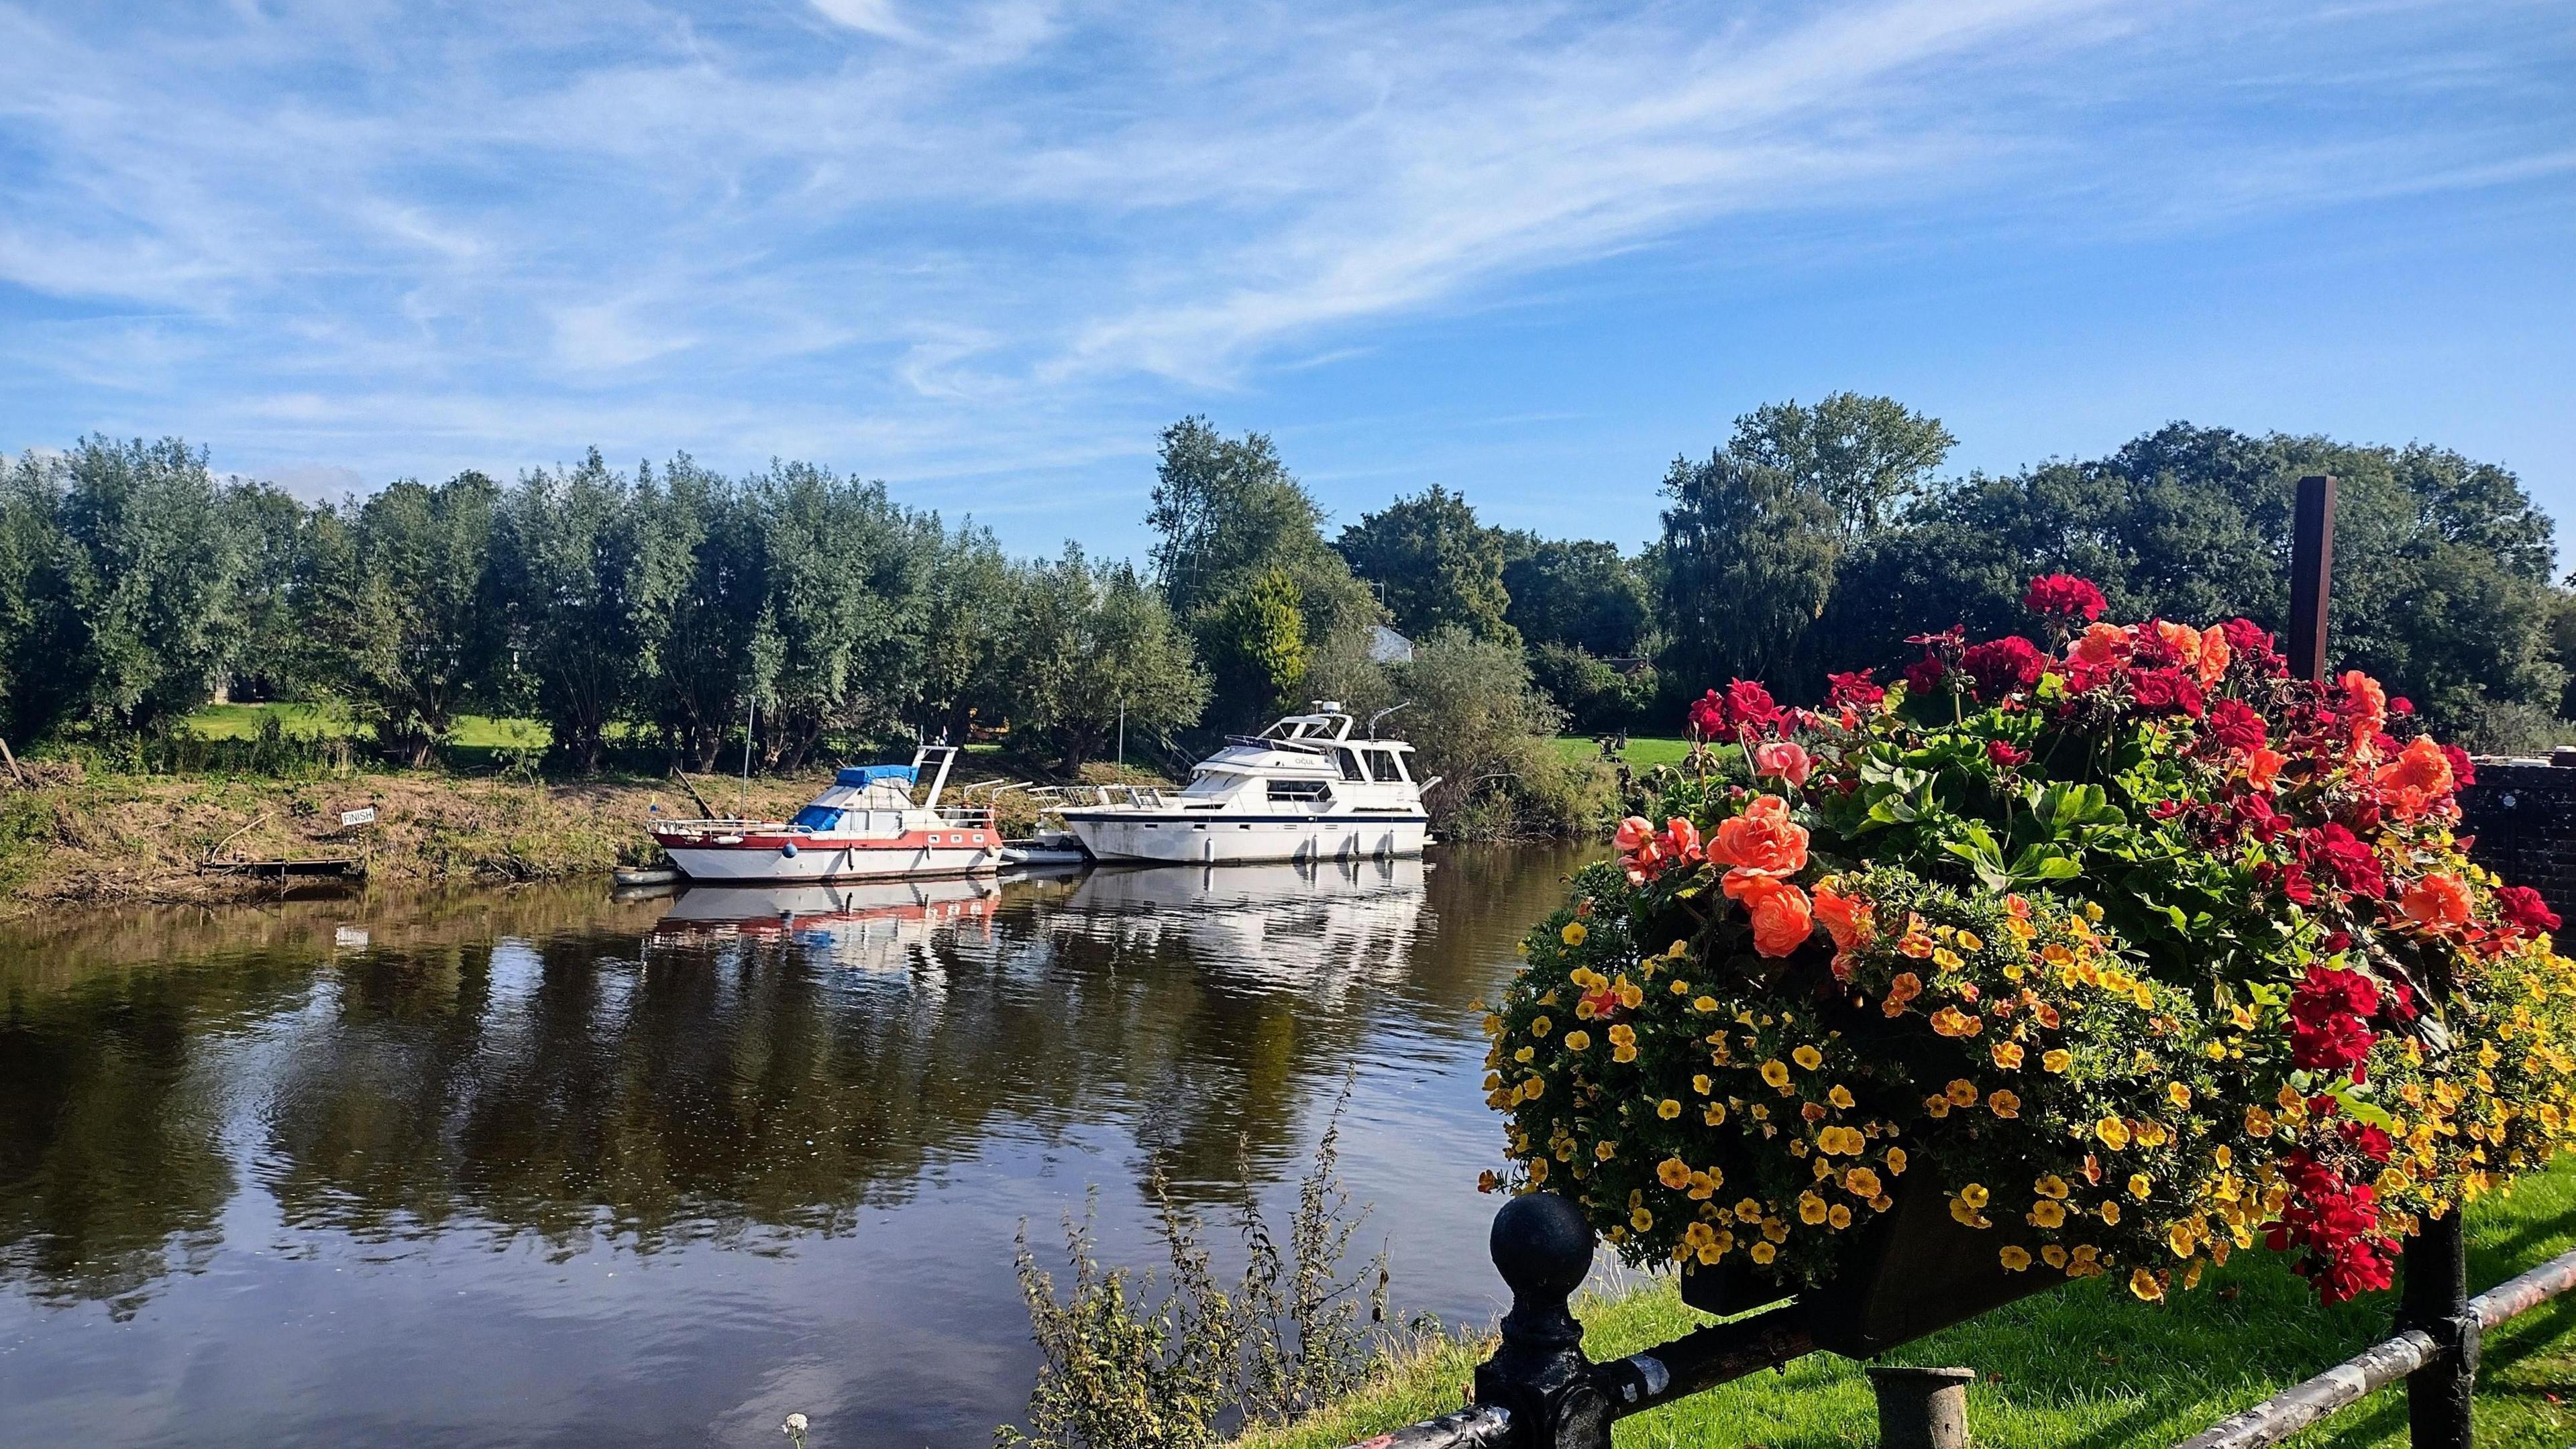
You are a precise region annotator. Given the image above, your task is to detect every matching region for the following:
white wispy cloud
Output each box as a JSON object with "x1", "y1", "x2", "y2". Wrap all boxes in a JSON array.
[{"x1": 0, "y1": 0, "x2": 2567, "y2": 538}]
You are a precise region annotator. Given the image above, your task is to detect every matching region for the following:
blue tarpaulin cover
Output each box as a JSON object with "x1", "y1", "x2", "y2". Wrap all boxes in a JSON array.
[{"x1": 834, "y1": 764, "x2": 918, "y2": 788}]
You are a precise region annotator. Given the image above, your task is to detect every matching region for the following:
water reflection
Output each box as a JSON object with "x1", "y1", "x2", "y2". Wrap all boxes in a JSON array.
[{"x1": 0, "y1": 845, "x2": 1593, "y2": 1448}]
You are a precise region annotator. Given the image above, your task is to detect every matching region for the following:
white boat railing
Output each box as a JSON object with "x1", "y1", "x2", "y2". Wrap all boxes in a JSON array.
[{"x1": 1025, "y1": 783, "x2": 1171, "y2": 811}]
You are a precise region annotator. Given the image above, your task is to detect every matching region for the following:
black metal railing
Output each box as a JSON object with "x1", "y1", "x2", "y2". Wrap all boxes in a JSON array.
[{"x1": 1338, "y1": 1199, "x2": 2576, "y2": 1449}]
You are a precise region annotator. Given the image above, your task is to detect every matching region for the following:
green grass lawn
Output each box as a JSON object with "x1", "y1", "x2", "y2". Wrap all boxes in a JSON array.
[
  {"x1": 1242, "y1": 1159, "x2": 2576, "y2": 1449},
  {"x1": 186, "y1": 702, "x2": 549, "y2": 747},
  {"x1": 1556, "y1": 735, "x2": 1694, "y2": 771}
]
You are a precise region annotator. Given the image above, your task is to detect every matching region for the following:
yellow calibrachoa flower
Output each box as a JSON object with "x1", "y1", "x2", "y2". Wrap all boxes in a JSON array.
[
  {"x1": 1827, "y1": 1204, "x2": 1854, "y2": 1230},
  {"x1": 1658, "y1": 1099, "x2": 1682, "y2": 1120},
  {"x1": 1845, "y1": 1167, "x2": 1882, "y2": 1198},
  {"x1": 1798, "y1": 1192, "x2": 1829, "y2": 1225},
  {"x1": 1530, "y1": 1016, "x2": 1552, "y2": 1038},
  {"x1": 2129, "y1": 1269, "x2": 2165, "y2": 1302},
  {"x1": 1999, "y1": 1245, "x2": 2032, "y2": 1271},
  {"x1": 2041, "y1": 1048, "x2": 2073, "y2": 1073},
  {"x1": 1992, "y1": 1041, "x2": 2025, "y2": 1069},
  {"x1": 1658, "y1": 1157, "x2": 1692, "y2": 1189},
  {"x1": 1749, "y1": 1241, "x2": 1776, "y2": 1265},
  {"x1": 1945, "y1": 1079, "x2": 1980, "y2": 1106},
  {"x1": 1561, "y1": 921, "x2": 1587, "y2": 947},
  {"x1": 1692, "y1": 1073, "x2": 1713, "y2": 1095},
  {"x1": 1884, "y1": 1147, "x2": 1908, "y2": 1175},
  {"x1": 1828, "y1": 1084, "x2": 1856, "y2": 1110},
  {"x1": 1760, "y1": 1059, "x2": 1791, "y2": 1089},
  {"x1": 2029, "y1": 1199, "x2": 2066, "y2": 1228},
  {"x1": 2034, "y1": 1175, "x2": 2070, "y2": 1199},
  {"x1": 2096, "y1": 1116, "x2": 2131, "y2": 1149},
  {"x1": 1989, "y1": 1090, "x2": 2022, "y2": 1118},
  {"x1": 1563, "y1": 1030, "x2": 1591, "y2": 1053},
  {"x1": 2129, "y1": 1173, "x2": 2153, "y2": 1199},
  {"x1": 2168, "y1": 1082, "x2": 2193, "y2": 1109},
  {"x1": 1631, "y1": 1206, "x2": 1654, "y2": 1231},
  {"x1": 1792, "y1": 1045, "x2": 1824, "y2": 1071}
]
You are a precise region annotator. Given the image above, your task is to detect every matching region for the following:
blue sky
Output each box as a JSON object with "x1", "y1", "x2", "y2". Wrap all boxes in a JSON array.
[{"x1": 1, "y1": 0, "x2": 2570, "y2": 561}]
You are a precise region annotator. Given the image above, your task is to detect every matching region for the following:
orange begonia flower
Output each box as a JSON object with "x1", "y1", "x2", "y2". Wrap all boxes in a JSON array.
[
  {"x1": 2374, "y1": 736, "x2": 2454, "y2": 820},
  {"x1": 1727, "y1": 873, "x2": 1815, "y2": 958},
  {"x1": 2243, "y1": 747, "x2": 2284, "y2": 791},
  {"x1": 2402, "y1": 873, "x2": 2473, "y2": 930},
  {"x1": 1711, "y1": 794, "x2": 1809, "y2": 880},
  {"x1": 2068, "y1": 623, "x2": 2133, "y2": 670},
  {"x1": 1812, "y1": 883, "x2": 1874, "y2": 955}
]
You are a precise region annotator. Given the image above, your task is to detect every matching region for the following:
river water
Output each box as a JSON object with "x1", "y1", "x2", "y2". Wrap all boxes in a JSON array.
[{"x1": 0, "y1": 845, "x2": 1596, "y2": 1448}]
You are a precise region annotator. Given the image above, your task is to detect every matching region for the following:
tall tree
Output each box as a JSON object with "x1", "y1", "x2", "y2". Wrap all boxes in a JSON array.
[
  {"x1": 631, "y1": 455, "x2": 767, "y2": 770},
  {"x1": 1010, "y1": 544, "x2": 1208, "y2": 775},
  {"x1": 745, "y1": 462, "x2": 931, "y2": 771},
  {"x1": 491, "y1": 451, "x2": 648, "y2": 772},
  {"x1": 1334, "y1": 485, "x2": 1517, "y2": 644},
  {"x1": 1727, "y1": 392, "x2": 1956, "y2": 537},
  {"x1": 1145, "y1": 417, "x2": 1381, "y2": 708},
  {"x1": 311, "y1": 472, "x2": 502, "y2": 763},
  {"x1": 1499, "y1": 537, "x2": 1650, "y2": 658},
  {"x1": 915, "y1": 520, "x2": 1017, "y2": 745},
  {"x1": 1202, "y1": 568, "x2": 1309, "y2": 720},
  {"x1": 1656, "y1": 449, "x2": 1840, "y2": 694},
  {"x1": 12, "y1": 438, "x2": 251, "y2": 735}
]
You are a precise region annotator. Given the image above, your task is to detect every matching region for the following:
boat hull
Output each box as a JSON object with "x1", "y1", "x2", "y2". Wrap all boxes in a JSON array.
[
  {"x1": 652, "y1": 830, "x2": 1003, "y2": 882},
  {"x1": 1061, "y1": 812, "x2": 1427, "y2": 865}
]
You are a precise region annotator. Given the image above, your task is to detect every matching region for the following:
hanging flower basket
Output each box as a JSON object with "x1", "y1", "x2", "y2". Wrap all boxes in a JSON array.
[{"x1": 1479, "y1": 578, "x2": 2576, "y2": 1336}]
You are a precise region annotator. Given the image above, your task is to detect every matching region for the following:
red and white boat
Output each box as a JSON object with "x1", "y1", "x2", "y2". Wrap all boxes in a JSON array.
[{"x1": 649, "y1": 745, "x2": 1003, "y2": 882}]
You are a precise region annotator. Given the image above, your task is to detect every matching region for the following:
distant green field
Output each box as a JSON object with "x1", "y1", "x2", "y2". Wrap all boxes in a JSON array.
[
  {"x1": 1555, "y1": 735, "x2": 1690, "y2": 769},
  {"x1": 186, "y1": 703, "x2": 549, "y2": 748}
]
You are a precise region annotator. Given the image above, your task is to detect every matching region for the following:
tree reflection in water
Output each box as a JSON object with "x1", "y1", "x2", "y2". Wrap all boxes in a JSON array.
[{"x1": 0, "y1": 845, "x2": 1593, "y2": 1447}]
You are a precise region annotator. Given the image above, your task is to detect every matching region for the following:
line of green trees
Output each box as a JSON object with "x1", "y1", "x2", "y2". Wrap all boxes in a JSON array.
[
  {"x1": 4, "y1": 395, "x2": 2566, "y2": 810},
  {"x1": 1326, "y1": 395, "x2": 2575, "y2": 753}
]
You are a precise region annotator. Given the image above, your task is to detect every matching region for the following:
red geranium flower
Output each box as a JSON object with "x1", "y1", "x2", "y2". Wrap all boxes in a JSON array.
[
  {"x1": 2023, "y1": 574, "x2": 2108, "y2": 621},
  {"x1": 1961, "y1": 635, "x2": 2046, "y2": 698}
]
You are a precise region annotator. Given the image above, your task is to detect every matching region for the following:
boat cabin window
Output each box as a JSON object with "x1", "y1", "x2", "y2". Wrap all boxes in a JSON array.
[
  {"x1": 1366, "y1": 749, "x2": 1405, "y2": 783},
  {"x1": 1183, "y1": 769, "x2": 1233, "y2": 796},
  {"x1": 792, "y1": 805, "x2": 845, "y2": 830},
  {"x1": 1335, "y1": 748, "x2": 1364, "y2": 782},
  {"x1": 1266, "y1": 779, "x2": 1333, "y2": 802}
]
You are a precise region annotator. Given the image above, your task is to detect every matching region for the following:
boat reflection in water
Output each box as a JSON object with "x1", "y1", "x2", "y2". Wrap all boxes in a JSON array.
[
  {"x1": 1060, "y1": 855, "x2": 1428, "y2": 992},
  {"x1": 0, "y1": 845, "x2": 1587, "y2": 1449},
  {"x1": 651, "y1": 875, "x2": 1002, "y2": 971}
]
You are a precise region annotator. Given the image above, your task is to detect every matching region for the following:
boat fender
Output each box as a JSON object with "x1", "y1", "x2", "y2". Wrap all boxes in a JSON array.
[{"x1": 781, "y1": 841, "x2": 799, "y2": 859}]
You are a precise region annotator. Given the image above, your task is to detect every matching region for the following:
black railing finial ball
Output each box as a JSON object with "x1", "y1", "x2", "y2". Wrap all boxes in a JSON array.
[{"x1": 1490, "y1": 1190, "x2": 1593, "y2": 1328}]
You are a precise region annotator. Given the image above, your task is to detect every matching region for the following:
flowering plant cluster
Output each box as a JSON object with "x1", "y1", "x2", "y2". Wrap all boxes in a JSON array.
[{"x1": 1482, "y1": 578, "x2": 2576, "y2": 1306}]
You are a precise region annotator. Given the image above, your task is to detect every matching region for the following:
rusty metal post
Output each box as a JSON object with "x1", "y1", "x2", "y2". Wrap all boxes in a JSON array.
[
  {"x1": 2400, "y1": 1211, "x2": 2476, "y2": 1449},
  {"x1": 1868, "y1": 1366, "x2": 1976, "y2": 1449},
  {"x1": 1474, "y1": 1193, "x2": 1609, "y2": 1449},
  {"x1": 2286, "y1": 474, "x2": 2337, "y2": 684}
]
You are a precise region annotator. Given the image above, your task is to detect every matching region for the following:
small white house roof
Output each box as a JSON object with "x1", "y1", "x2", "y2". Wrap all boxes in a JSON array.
[{"x1": 1368, "y1": 625, "x2": 1413, "y2": 664}]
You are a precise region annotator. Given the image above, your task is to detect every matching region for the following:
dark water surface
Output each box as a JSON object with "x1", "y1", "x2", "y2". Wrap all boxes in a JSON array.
[{"x1": 0, "y1": 845, "x2": 1595, "y2": 1448}]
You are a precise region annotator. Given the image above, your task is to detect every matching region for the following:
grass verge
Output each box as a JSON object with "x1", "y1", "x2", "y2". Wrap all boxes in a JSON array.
[
  {"x1": 1238, "y1": 1157, "x2": 2576, "y2": 1449},
  {"x1": 1554, "y1": 737, "x2": 1694, "y2": 772}
]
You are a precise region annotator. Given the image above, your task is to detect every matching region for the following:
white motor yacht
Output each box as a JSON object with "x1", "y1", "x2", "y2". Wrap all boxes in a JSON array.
[{"x1": 1059, "y1": 704, "x2": 1434, "y2": 865}]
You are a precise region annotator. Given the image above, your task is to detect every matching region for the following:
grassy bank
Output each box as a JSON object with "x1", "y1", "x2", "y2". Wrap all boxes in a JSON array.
[
  {"x1": 1240, "y1": 1158, "x2": 2576, "y2": 1449},
  {"x1": 1554, "y1": 736, "x2": 1693, "y2": 772},
  {"x1": 0, "y1": 767, "x2": 826, "y2": 915}
]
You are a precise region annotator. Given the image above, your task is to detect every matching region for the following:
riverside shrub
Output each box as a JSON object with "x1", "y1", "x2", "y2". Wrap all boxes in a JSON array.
[{"x1": 1481, "y1": 580, "x2": 2576, "y2": 1305}]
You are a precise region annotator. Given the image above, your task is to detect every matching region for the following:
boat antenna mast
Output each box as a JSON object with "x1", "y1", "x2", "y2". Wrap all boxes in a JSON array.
[{"x1": 1366, "y1": 702, "x2": 1413, "y2": 738}]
